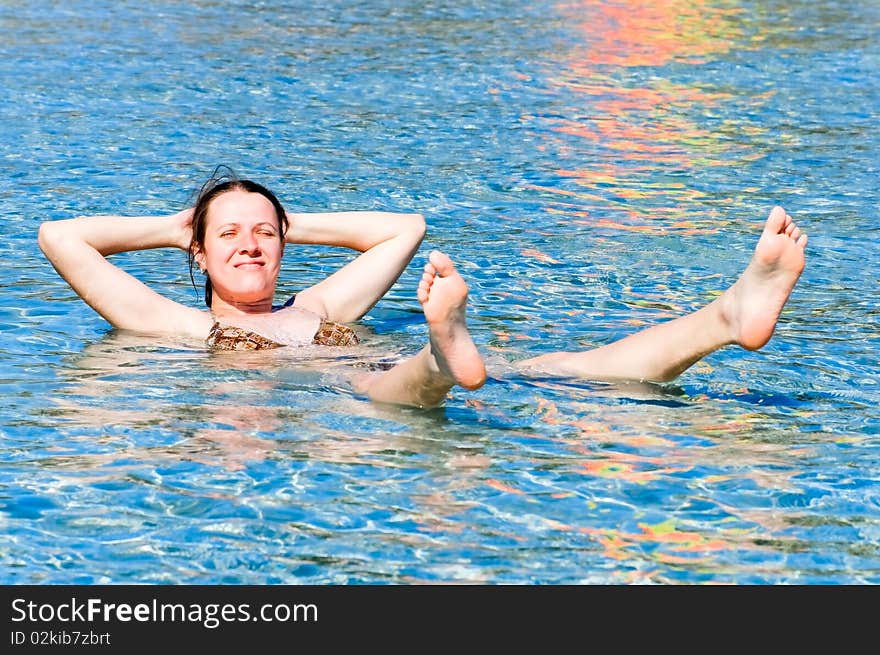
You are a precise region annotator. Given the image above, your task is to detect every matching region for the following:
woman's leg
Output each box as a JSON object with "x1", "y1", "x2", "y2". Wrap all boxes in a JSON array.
[
  {"x1": 516, "y1": 206, "x2": 808, "y2": 382},
  {"x1": 353, "y1": 251, "x2": 487, "y2": 408}
]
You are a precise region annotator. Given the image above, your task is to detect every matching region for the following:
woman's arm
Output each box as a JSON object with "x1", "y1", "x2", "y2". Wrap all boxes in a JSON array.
[
  {"x1": 37, "y1": 210, "x2": 211, "y2": 337},
  {"x1": 287, "y1": 211, "x2": 426, "y2": 323}
]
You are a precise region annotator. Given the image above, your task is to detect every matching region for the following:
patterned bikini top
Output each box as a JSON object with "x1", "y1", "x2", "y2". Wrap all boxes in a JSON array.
[
  {"x1": 206, "y1": 318, "x2": 360, "y2": 351},
  {"x1": 206, "y1": 295, "x2": 359, "y2": 351}
]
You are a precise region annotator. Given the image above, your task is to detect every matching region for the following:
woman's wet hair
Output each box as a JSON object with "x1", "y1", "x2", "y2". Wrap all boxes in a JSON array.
[{"x1": 187, "y1": 166, "x2": 289, "y2": 307}]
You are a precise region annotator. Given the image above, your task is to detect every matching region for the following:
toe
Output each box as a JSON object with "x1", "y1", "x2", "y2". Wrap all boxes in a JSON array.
[
  {"x1": 428, "y1": 250, "x2": 456, "y2": 276},
  {"x1": 765, "y1": 206, "x2": 787, "y2": 235}
]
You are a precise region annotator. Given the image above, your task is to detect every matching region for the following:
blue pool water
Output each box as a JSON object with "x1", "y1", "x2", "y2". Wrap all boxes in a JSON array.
[{"x1": 1, "y1": 0, "x2": 878, "y2": 584}]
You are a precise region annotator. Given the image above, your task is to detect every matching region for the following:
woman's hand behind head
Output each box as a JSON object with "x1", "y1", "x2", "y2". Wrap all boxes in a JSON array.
[{"x1": 172, "y1": 208, "x2": 195, "y2": 251}]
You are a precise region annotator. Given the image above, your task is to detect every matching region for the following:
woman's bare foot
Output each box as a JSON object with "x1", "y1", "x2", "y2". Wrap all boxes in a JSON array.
[
  {"x1": 418, "y1": 250, "x2": 487, "y2": 390},
  {"x1": 720, "y1": 206, "x2": 808, "y2": 350}
]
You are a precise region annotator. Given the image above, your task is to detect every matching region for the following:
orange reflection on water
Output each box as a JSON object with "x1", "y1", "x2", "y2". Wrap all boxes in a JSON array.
[
  {"x1": 531, "y1": 0, "x2": 763, "y2": 229},
  {"x1": 558, "y1": 0, "x2": 745, "y2": 68}
]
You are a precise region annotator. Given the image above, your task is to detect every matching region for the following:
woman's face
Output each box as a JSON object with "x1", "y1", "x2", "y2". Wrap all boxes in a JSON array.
[{"x1": 195, "y1": 190, "x2": 284, "y2": 307}]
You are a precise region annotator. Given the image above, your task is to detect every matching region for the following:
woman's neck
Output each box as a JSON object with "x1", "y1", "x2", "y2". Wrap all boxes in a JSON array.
[{"x1": 210, "y1": 295, "x2": 274, "y2": 317}]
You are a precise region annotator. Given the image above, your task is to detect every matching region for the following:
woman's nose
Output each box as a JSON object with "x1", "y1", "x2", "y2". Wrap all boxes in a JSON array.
[{"x1": 238, "y1": 233, "x2": 260, "y2": 254}]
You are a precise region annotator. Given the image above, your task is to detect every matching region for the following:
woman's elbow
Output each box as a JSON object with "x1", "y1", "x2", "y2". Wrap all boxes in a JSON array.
[{"x1": 37, "y1": 221, "x2": 62, "y2": 257}]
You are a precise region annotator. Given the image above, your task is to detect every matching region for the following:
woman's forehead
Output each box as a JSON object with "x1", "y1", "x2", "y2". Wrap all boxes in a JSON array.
[{"x1": 207, "y1": 190, "x2": 277, "y2": 223}]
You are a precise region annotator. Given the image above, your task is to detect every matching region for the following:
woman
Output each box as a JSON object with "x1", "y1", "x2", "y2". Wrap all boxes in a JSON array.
[
  {"x1": 38, "y1": 173, "x2": 488, "y2": 408},
  {"x1": 39, "y1": 172, "x2": 808, "y2": 406}
]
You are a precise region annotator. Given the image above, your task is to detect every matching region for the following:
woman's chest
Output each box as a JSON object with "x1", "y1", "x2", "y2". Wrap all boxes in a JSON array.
[{"x1": 213, "y1": 308, "x2": 322, "y2": 346}]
